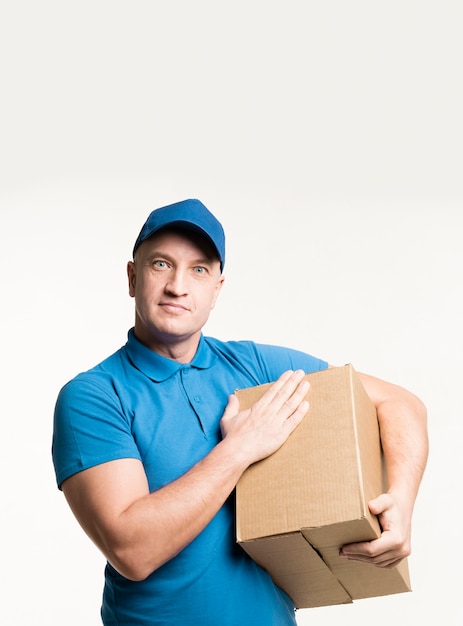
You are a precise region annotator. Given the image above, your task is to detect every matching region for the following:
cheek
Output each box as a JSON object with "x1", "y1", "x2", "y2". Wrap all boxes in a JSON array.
[
  {"x1": 210, "y1": 292, "x2": 219, "y2": 309},
  {"x1": 211, "y1": 280, "x2": 223, "y2": 308},
  {"x1": 204, "y1": 285, "x2": 221, "y2": 310},
  {"x1": 133, "y1": 280, "x2": 155, "y2": 307}
]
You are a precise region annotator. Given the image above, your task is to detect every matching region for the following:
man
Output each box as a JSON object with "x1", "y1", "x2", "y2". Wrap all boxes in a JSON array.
[{"x1": 52, "y1": 199, "x2": 428, "y2": 625}]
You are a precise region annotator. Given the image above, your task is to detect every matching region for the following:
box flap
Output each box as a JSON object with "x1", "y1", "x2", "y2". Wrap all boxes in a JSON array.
[{"x1": 239, "y1": 532, "x2": 352, "y2": 608}]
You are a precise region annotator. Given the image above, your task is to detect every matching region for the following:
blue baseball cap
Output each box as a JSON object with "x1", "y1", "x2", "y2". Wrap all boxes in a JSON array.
[{"x1": 132, "y1": 199, "x2": 226, "y2": 271}]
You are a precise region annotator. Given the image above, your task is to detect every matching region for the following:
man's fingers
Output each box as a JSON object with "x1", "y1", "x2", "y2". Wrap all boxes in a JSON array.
[
  {"x1": 280, "y1": 385, "x2": 310, "y2": 417},
  {"x1": 340, "y1": 528, "x2": 409, "y2": 569},
  {"x1": 221, "y1": 370, "x2": 311, "y2": 463},
  {"x1": 368, "y1": 493, "x2": 392, "y2": 516},
  {"x1": 340, "y1": 548, "x2": 405, "y2": 568},
  {"x1": 259, "y1": 370, "x2": 303, "y2": 403},
  {"x1": 278, "y1": 374, "x2": 310, "y2": 420},
  {"x1": 258, "y1": 370, "x2": 310, "y2": 417}
]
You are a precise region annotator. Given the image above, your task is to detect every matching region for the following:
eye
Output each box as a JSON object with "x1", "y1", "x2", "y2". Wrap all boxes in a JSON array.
[
  {"x1": 194, "y1": 266, "x2": 207, "y2": 275},
  {"x1": 153, "y1": 260, "x2": 169, "y2": 269}
]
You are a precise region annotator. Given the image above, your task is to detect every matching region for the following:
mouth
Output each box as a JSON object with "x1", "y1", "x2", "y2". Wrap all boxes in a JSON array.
[{"x1": 159, "y1": 302, "x2": 189, "y2": 314}]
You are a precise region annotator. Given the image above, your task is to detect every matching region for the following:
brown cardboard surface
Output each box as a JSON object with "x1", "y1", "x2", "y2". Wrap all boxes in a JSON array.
[
  {"x1": 235, "y1": 365, "x2": 411, "y2": 608},
  {"x1": 242, "y1": 533, "x2": 352, "y2": 608}
]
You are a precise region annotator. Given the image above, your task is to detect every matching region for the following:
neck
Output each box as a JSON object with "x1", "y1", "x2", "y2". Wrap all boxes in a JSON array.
[{"x1": 133, "y1": 327, "x2": 200, "y2": 363}]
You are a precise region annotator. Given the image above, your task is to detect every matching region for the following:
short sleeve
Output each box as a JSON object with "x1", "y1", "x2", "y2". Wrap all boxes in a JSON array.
[{"x1": 52, "y1": 374, "x2": 142, "y2": 489}]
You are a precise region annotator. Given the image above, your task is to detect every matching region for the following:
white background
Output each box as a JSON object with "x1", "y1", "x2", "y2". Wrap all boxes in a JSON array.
[{"x1": 1, "y1": 2, "x2": 462, "y2": 624}]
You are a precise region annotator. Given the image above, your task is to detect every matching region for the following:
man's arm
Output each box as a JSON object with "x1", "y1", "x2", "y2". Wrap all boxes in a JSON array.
[
  {"x1": 340, "y1": 372, "x2": 428, "y2": 568},
  {"x1": 61, "y1": 369, "x2": 310, "y2": 581}
]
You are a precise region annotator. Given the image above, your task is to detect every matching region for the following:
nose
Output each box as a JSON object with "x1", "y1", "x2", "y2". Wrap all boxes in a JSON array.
[{"x1": 165, "y1": 268, "x2": 188, "y2": 296}]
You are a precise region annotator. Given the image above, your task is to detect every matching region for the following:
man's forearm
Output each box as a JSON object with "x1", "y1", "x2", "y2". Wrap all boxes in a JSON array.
[
  {"x1": 111, "y1": 438, "x2": 251, "y2": 580},
  {"x1": 359, "y1": 371, "x2": 428, "y2": 515}
]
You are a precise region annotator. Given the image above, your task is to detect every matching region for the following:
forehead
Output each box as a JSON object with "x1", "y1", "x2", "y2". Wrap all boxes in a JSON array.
[{"x1": 138, "y1": 227, "x2": 219, "y2": 262}]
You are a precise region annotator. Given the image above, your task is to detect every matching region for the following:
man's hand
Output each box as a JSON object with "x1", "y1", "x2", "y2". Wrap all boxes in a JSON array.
[
  {"x1": 220, "y1": 369, "x2": 310, "y2": 466},
  {"x1": 339, "y1": 492, "x2": 411, "y2": 569}
]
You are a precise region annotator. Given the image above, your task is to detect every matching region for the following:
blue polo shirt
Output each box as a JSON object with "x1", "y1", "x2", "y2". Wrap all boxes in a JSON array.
[{"x1": 52, "y1": 329, "x2": 328, "y2": 625}]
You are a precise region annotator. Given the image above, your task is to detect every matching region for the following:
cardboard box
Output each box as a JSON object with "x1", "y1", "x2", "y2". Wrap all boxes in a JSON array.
[{"x1": 235, "y1": 364, "x2": 411, "y2": 609}]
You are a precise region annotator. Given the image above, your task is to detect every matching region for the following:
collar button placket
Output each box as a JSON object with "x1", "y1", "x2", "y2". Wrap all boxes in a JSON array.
[{"x1": 180, "y1": 366, "x2": 206, "y2": 436}]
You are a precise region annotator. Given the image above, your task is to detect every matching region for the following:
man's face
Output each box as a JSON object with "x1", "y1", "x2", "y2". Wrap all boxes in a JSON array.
[{"x1": 127, "y1": 228, "x2": 224, "y2": 359}]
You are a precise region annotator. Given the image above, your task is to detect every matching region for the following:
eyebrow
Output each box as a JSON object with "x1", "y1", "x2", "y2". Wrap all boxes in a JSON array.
[{"x1": 144, "y1": 250, "x2": 217, "y2": 267}]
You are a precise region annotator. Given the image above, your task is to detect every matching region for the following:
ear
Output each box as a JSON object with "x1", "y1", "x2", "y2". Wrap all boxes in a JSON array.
[{"x1": 127, "y1": 261, "x2": 136, "y2": 297}]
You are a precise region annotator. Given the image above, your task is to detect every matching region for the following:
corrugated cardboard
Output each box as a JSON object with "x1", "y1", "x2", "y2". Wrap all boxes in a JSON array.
[{"x1": 235, "y1": 364, "x2": 411, "y2": 608}]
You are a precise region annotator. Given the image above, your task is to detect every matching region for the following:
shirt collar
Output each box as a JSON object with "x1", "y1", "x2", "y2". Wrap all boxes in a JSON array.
[{"x1": 124, "y1": 328, "x2": 217, "y2": 382}]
